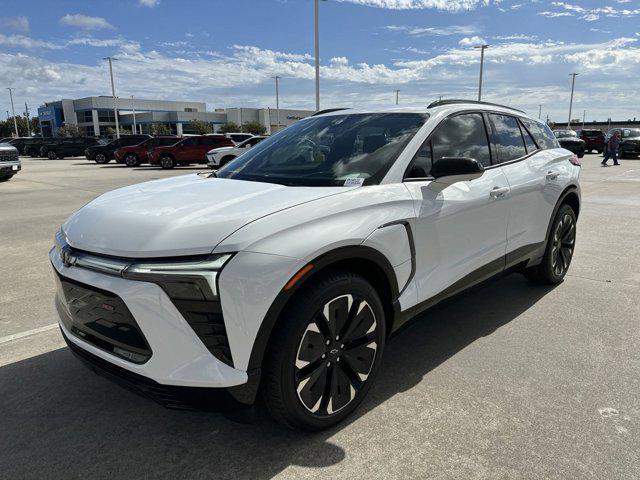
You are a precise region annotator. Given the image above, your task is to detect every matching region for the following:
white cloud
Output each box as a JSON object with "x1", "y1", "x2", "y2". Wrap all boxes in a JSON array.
[
  {"x1": 139, "y1": 0, "x2": 161, "y2": 6},
  {"x1": 540, "y1": 2, "x2": 640, "y2": 22},
  {"x1": 336, "y1": 0, "x2": 494, "y2": 11},
  {"x1": 385, "y1": 24, "x2": 478, "y2": 37},
  {"x1": 60, "y1": 14, "x2": 114, "y2": 30},
  {"x1": 459, "y1": 36, "x2": 487, "y2": 46},
  {"x1": 0, "y1": 16, "x2": 29, "y2": 32},
  {"x1": 0, "y1": 34, "x2": 60, "y2": 50}
]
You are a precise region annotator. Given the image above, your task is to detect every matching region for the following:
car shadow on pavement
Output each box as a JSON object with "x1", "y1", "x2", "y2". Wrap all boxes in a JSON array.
[{"x1": 0, "y1": 274, "x2": 556, "y2": 479}]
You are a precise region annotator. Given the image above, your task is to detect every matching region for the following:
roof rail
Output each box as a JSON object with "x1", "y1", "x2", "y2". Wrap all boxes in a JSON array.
[
  {"x1": 427, "y1": 99, "x2": 526, "y2": 114},
  {"x1": 311, "y1": 108, "x2": 349, "y2": 116}
]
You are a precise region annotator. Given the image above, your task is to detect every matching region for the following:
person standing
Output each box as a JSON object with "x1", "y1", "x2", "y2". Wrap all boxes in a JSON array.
[{"x1": 602, "y1": 131, "x2": 621, "y2": 166}]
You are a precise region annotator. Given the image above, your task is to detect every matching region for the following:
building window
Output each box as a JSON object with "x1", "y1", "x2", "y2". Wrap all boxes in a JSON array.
[
  {"x1": 82, "y1": 126, "x2": 95, "y2": 136},
  {"x1": 184, "y1": 108, "x2": 198, "y2": 112},
  {"x1": 98, "y1": 110, "x2": 116, "y2": 123},
  {"x1": 79, "y1": 111, "x2": 93, "y2": 123}
]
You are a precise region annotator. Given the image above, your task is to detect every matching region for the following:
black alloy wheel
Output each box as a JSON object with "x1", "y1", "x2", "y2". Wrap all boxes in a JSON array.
[
  {"x1": 263, "y1": 270, "x2": 385, "y2": 431},
  {"x1": 294, "y1": 294, "x2": 379, "y2": 416},
  {"x1": 160, "y1": 155, "x2": 175, "y2": 169},
  {"x1": 94, "y1": 153, "x2": 109, "y2": 164},
  {"x1": 124, "y1": 154, "x2": 139, "y2": 167},
  {"x1": 47, "y1": 150, "x2": 58, "y2": 160}
]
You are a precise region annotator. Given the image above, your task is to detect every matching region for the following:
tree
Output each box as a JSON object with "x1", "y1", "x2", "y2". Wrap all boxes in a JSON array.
[
  {"x1": 190, "y1": 119, "x2": 213, "y2": 135},
  {"x1": 57, "y1": 124, "x2": 84, "y2": 137},
  {"x1": 151, "y1": 123, "x2": 171, "y2": 136},
  {"x1": 242, "y1": 121, "x2": 267, "y2": 135},
  {"x1": 0, "y1": 115, "x2": 40, "y2": 137},
  {"x1": 218, "y1": 122, "x2": 240, "y2": 134}
]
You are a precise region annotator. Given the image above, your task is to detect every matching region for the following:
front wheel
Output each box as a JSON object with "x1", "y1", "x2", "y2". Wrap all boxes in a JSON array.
[
  {"x1": 124, "y1": 154, "x2": 140, "y2": 167},
  {"x1": 524, "y1": 204, "x2": 577, "y2": 284},
  {"x1": 160, "y1": 155, "x2": 175, "y2": 169},
  {"x1": 94, "y1": 153, "x2": 110, "y2": 164},
  {"x1": 47, "y1": 150, "x2": 58, "y2": 160},
  {"x1": 263, "y1": 270, "x2": 386, "y2": 431}
]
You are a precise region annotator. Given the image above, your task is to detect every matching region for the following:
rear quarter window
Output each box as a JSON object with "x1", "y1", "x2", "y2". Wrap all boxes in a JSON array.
[{"x1": 520, "y1": 118, "x2": 559, "y2": 150}]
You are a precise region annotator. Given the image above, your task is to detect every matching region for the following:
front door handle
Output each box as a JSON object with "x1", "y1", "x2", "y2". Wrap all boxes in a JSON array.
[
  {"x1": 546, "y1": 170, "x2": 560, "y2": 180},
  {"x1": 489, "y1": 186, "x2": 510, "y2": 198}
]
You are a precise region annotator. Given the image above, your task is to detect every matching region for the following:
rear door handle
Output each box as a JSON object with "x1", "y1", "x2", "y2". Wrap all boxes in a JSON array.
[
  {"x1": 546, "y1": 170, "x2": 560, "y2": 180},
  {"x1": 489, "y1": 186, "x2": 510, "y2": 198}
]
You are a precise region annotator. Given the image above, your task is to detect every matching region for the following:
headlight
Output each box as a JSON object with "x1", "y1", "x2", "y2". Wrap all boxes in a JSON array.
[{"x1": 124, "y1": 254, "x2": 232, "y2": 300}]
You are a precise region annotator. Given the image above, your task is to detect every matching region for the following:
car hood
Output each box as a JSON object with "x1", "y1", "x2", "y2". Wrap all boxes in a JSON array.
[
  {"x1": 622, "y1": 136, "x2": 640, "y2": 142},
  {"x1": 208, "y1": 146, "x2": 234, "y2": 154},
  {"x1": 558, "y1": 138, "x2": 584, "y2": 144},
  {"x1": 62, "y1": 174, "x2": 349, "y2": 258}
]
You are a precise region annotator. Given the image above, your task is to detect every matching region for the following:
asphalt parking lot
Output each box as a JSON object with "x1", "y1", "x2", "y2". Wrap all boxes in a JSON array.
[{"x1": 1, "y1": 154, "x2": 639, "y2": 479}]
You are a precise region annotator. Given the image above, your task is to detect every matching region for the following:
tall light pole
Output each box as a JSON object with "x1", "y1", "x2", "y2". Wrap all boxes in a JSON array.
[
  {"x1": 6, "y1": 88, "x2": 19, "y2": 137},
  {"x1": 131, "y1": 96, "x2": 137, "y2": 135},
  {"x1": 273, "y1": 76, "x2": 281, "y2": 132},
  {"x1": 582, "y1": 109, "x2": 586, "y2": 130},
  {"x1": 474, "y1": 45, "x2": 489, "y2": 101},
  {"x1": 395, "y1": 89, "x2": 400, "y2": 105},
  {"x1": 538, "y1": 104, "x2": 542, "y2": 120},
  {"x1": 568, "y1": 73, "x2": 578, "y2": 129},
  {"x1": 314, "y1": 0, "x2": 327, "y2": 111},
  {"x1": 24, "y1": 102, "x2": 31, "y2": 137},
  {"x1": 104, "y1": 56, "x2": 120, "y2": 138}
]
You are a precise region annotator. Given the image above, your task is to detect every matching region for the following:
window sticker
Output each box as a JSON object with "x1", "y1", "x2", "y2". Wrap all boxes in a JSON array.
[{"x1": 344, "y1": 176, "x2": 365, "y2": 187}]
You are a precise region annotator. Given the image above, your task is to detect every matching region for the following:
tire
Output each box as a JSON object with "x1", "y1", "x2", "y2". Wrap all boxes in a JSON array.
[
  {"x1": 124, "y1": 154, "x2": 140, "y2": 167},
  {"x1": 262, "y1": 270, "x2": 386, "y2": 431},
  {"x1": 160, "y1": 155, "x2": 175, "y2": 169},
  {"x1": 220, "y1": 155, "x2": 236, "y2": 167},
  {"x1": 524, "y1": 204, "x2": 577, "y2": 285},
  {"x1": 94, "y1": 153, "x2": 110, "y2": 164},
  {"x1": 47, "y1": 150, "x2": 58, "y2": 160},
  {"x1": 0, "y1": 174, "x2": 13, "y2": 182}
]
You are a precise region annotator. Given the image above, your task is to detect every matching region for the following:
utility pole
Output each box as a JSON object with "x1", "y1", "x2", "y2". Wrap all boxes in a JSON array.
[
  {"x1": 395, "y1": 89, "x2": 400, "y2": 105},
  {"x1": 6, "y1": 88, "x2": 19, "y2": 137},
  {"x1": 104, "y1": 57, "x2": 120, "y2": 138},
  {"x1": 131, "y1": 96, "x2": 137, "y2": 135},
  {"x1": 582, "y1": 110, "x2": 586, "y2": 130},
  {"x1": 538, "y1": 104, "x2": 542, "y2": 120},
  {"x1": 273, "y1": 76, "x2": 281, "y2": 133},
  {"x1": 24, "y1": 102, "x2": 31, "y2": 136},
  {"x1": 314, "y1": 0, "x2": 326, "y2": 111},
  {"x1": 568, "y1": 73, "x2": 578, "y2": 129},
  {"x1": 474, "y1": 45, "x2": 489, "y2": 101}
]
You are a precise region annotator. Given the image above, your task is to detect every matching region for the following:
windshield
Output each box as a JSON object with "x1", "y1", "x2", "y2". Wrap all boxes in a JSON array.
[
  {"x1": 623, "y1": 129, "x2": 640, "y2": 138},
  {"x1": 554, "y1": 130, "x2": 577, "y2": 138},
  {"x1": 216, "y1": 113, "x2": 428, "y2": 186}
]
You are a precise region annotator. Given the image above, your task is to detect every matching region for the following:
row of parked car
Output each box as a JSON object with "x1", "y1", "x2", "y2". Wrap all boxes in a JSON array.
[
  {"x1": 552, "y1": 127, "x2": 640, "y2": 159},
  {"x1": 1, "y1": 132, "x2": 268, "y2": 169}
]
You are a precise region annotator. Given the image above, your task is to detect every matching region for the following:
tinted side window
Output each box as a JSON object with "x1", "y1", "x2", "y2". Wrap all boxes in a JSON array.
[
  {"x1": 490, "y1": 114, "x2": 527, "y2": 162},
  {"x1": 406, "y1": 141, "x2": 433, "y2": 178},
  {"x1": 518, "y1": 119, "x2": 539, "y2": 153},
  {"x1": 159, "y1": 138, "x2": 177, "y2": 146},
  {"x1": 431, "y1": 113, "x2": 491, "y2": 167},
  {"x1": 200, "y1": 136, "x2": 223, "y2": 146},
  {"x1": 520, "y1": 118, "x2": 559, "y2": 150}
]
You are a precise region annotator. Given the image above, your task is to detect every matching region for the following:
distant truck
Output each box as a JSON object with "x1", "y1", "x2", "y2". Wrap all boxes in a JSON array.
[{"x1": 0, "y1": 142, "x2": 21, "y2": 181}]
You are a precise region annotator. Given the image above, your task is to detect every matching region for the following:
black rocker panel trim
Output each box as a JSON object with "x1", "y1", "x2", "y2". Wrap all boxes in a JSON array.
[{"x1": 246, "y1": 245, "x2": 399, "y2": 373}]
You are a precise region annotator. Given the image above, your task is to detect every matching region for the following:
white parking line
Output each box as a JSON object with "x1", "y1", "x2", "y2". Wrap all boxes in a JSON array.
[{"x1": 0, "y1": 323, "x2": 58, "y2": 345}]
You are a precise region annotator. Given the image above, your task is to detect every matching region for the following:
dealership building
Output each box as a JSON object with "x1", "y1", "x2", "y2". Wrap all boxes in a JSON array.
[{"x1": 37, "y1": 96, "x2": 314, "y2": 137}]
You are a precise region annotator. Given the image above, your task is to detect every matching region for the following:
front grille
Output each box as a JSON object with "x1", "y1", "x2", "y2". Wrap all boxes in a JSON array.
[
  {"x1": 0, "y1": 151, "x2": 18, "y2": 162},
  {"x1": 55, "y1": 272, "x2": 152, "y2": 363}
]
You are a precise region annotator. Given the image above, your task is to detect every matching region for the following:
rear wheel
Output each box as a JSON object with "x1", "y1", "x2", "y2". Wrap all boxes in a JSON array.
[
  {"x1": 263, "y1": 270, "x2": 385, "y2": 431},
  {"x1": 94, "y1": 153, "x2": 110, "y2": 164},
  {"x1": 220, "y1": 155, "x2": 236, "y2": 167},
  {"x1": 124, "y1": 154, "x2": 140, "y2": 167},
  {"x1": 524, "y1": 204, "x2": 577, "y2": 284},
  {"x1": 160, "y1": 155, "x2": 175, "y2": 169},
  {"x1": 0, "y1": 174, "x2": 13, "y2": 182},
  {"x1": 47, "y1": 150, "x2": 58, "y2": 160}
]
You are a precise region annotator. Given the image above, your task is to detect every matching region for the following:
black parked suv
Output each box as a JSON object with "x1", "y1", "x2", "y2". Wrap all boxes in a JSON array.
[
  {"x1": 85, "y1": 135, "x2": 151, "y2": 164},
  {"x1": 607, "y1": 128, "x2": 640, "y2": 159},
  {"x1": 43, "y1": 137, "x2": 104, "y2": 159},
  {"x1": 553, "y1": 130, "x2": 585, "y2": 158},
  {"x1": 23, "y1": 137, "x2": 56, "y2": 157}
]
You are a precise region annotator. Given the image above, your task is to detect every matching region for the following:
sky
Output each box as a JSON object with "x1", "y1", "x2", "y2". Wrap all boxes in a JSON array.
[{"x1": 0, "y1": 0, "x2": 639, "y2": 123}]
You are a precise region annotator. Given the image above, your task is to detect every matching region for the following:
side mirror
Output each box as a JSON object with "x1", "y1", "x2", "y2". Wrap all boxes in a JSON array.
[{"x1": 431, "y1": 157, "x2": 484, "y2": 187}]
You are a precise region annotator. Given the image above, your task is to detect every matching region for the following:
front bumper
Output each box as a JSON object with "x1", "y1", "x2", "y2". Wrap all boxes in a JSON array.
[
  {"x1": 50, "y1": 248, "x2": 254, "y2": 403},
  {"x1": 0, "y1": 160, "x2": 21, "y2": 176},
  {"x1": 621, "y1": 143, "x2": 640, "y2": 156}
]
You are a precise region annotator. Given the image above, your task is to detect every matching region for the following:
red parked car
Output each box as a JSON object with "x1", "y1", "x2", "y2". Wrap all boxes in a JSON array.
[
  {"x1": 578, "y1": 129, "x2": 605, "y2": 154},
  {"x1": 114, "y1": 136, "x2": 180, "y2": 167},
  {"x1": 149, "y1": 135, "x2": 234, "y2": 169}
]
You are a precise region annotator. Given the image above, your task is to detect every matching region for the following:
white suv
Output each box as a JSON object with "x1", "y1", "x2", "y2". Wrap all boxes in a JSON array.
[
  {"x1": 50, "y1": 101, "x2": 581, "y2": 430},
  {"x1": 206, "y1": 135, "x2": 267, "y2": 168}
]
